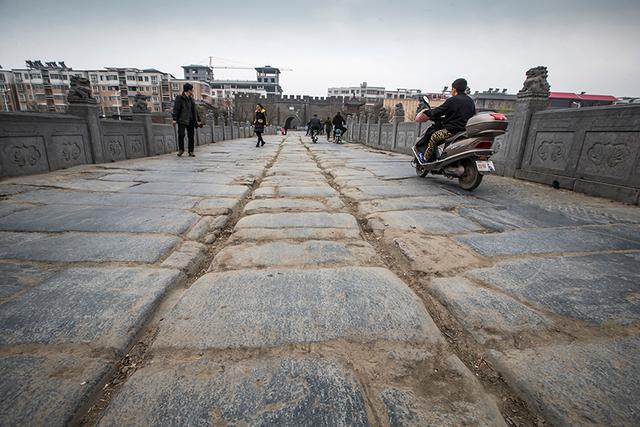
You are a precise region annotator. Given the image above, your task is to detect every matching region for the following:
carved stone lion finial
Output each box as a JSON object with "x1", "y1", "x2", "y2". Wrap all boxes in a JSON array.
[
  {"x1": 518, "y1": 66, "x2": 551, "y2": 98},
  {"x1": 378, "y1": 108, "x2": 390, "y2": 123},
  {"x1": 131, "y1": 93, "x2": 150, "y2": 113},
  {"x1": 67, "y1": 75, "x2": 96, "y2": 104},
  {"x1": 394, "y1": 103, "x2": 405, "y2": 117}
]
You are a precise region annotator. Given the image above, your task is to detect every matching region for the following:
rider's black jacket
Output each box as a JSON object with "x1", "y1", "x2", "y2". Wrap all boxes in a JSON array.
[
  {"x1": 332, "y1": 114, "x2": 346, "y2": 128},
  {"x1": 428, "y1": 93, "x2": 476, "y2": 133},
  {"x1": 308, "y1": 117, "x2": 322, "y2": 129}
]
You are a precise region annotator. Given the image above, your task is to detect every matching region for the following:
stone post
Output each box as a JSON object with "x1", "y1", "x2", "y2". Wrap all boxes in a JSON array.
[
  {"x1": 496, "y1": 66, "x2": 550, "y2": 177},
  {"x1": 376, "y1": 111, "x2": 386, "y2": 146},
  {"x1": 66, "y1": 76, "x2": 105, "y2": 163},
  {"x1": 216, "y1": 113, "x2": 224, "y2": 141},
  {"x1": 132, "y1": 113, "x2": 154, "y2": 156},
  {"x1": 351, "y1": 114, "x2": 359, "y2": 142},
  {"x1": 365, "y1": 113, "x2": 372, "y2": 146},
  {"x1": 131, "y1": 94, "x2": 154, "y2": 156},
  {"x1": 391, "y1": 103, "x2": 405, "y2": 150}
]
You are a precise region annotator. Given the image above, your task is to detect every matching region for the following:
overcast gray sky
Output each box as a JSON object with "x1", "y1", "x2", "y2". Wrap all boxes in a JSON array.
[{"x1": 1, "y1": 0, "x2": 639, "y2": 97}]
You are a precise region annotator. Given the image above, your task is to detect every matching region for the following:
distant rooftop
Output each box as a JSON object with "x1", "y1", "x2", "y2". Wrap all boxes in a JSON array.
[
  {"x1": 550, "y1": 92, "x2": 617, "y2": 102},
  {"x1": 255, "y1": 66, "x2": 280, "y2": 73},
  {"x1": 182, "y1": 64, "x2": 210, "y2": 69}
]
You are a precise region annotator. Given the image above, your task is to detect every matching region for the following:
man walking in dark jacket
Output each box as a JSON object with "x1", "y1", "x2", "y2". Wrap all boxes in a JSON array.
[{"x1": 172, "y1": 83, "x2": 202, "y2": 157}]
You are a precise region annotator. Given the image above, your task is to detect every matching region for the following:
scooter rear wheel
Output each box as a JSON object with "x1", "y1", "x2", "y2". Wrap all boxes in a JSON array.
[{"x1": 458, "y1": 158, "x2": 483, "y2": 191}]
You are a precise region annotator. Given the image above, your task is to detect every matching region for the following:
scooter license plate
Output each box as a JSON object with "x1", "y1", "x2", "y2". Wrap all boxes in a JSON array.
[{"x1": 476, "y1": 160, "x2": 495, "y2": 173}]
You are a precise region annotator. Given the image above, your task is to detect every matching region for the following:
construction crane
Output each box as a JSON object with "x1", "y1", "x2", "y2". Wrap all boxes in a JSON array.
[{"x1": 212, "y1": 66, "x2": 293, "y2": 71}]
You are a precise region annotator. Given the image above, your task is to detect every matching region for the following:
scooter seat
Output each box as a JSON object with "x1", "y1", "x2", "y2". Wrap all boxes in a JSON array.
[{"x1": 444, "y1": 131, "x2": 467, "y2": 144}]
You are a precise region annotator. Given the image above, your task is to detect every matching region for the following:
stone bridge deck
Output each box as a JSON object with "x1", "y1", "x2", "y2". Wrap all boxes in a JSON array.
[{"x1": 0, "y1": 132, "x2": 638, "y2": 426}]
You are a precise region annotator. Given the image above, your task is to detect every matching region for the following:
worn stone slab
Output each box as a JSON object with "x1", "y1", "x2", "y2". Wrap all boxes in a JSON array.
[
  {"x1": 277, "y1": 186, "x2": 341, "y2": 198},
  {"x1": 489, "y1": 336, "x2": 640, "y2": 426},
  {"x1": 186, "y1": 215, "x2": 228, "y2": 241},
  {"x1": 160, "y1": 241, "x2": 207, "y2": 275},
  {"x1": 260, "y1": 177, "x2": 323, "y2": 187},
  {"x1": 123, "y1": 182, "x2": 249, "y2": 198},
  {"x1": 0, "y1": 183, "x2": 40, "y2": 197},
  {"x1": 380, "y1": 356, "x2": 506, "y2": 426},
  {"x1": 357, "y1": 195, "x2": 483, "y2": 215},
  {"x1": 244, "y1": 198, "x2": 328, "y2": 214},
  {"x1": 547, "y1": 204, "x2": 640, "y2": 225},
  {"x1": 99, "y1": 172, "x2": 236, "y2": 184},
  {"x1": 269, "y1": 166, "x2": 321, "y2": 174},
  {"x1": 343, "y1": 184, "x2": 451, "y2": 201},
  {"x1": 388, "y1": 234, "x2": 484, "y2": 275},
  {"x1": 0, "y1": 202, "x2": 31, "y2": 218},
  {"x1": 0, "y1": 352, "x2": 112, "y2": 426},
  {"x1": 429, "y1": 277, "x2": 552, "y2": 344},
  {"x1": 212, "y1": 240, "x2": 378, "y2": 270},
  {"x1": 0, "y1": 262, "x2": 57, "y2": 300},
  {"x1": 45, "y1": 179, "x2": 138, "y2": 192},
  {"x1": 154, "y1": 267, "x2": 440, "y2": 349},
  {"x1": 236, "y1": 212, "x2": 359, "y2": 229},
  {"x1": 252, "y1": 186, "x2": 277, "y2": 198},
  {"x1": 12, "y1": 189, "x2": 199, "y2": 209},
  {"x1": 368, "y1": 209, "x2": 484, "y2": 235},
  {"x1": 468, "y1": 253, "x2": 640, "y2": 325},
  {"x1": 586, "y1": 223, "x2": 640, "y2": 244},
  {"x1": 98, "y1": 357, "x2": 369, "y2": 426},
  {"x1": 458, "y1": 204, "x2": 589, "y2": 232},
  {"x1": 0, "y1": 267, "x2": 183, "y2": 350},
  {"x1": 194, "y1": 197, "x2": 240, "y2": 215},
  {"x1": 229, "y1": 227, "x2": 363, "y2": 242},
  {"x1": 456, "y1": 227, "x2": 640, "y2": 257},
  {"x1": 0, "y1": 232, "x2": 179, "y2": 263},
  {"x1": 0, "y1": 205, "x2": 198, "y2": 234}
]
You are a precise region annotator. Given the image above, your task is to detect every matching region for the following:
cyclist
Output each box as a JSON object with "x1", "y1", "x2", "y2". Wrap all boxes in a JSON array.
[
  {"x1": 332, "y1": 112, "x2": 347, "y2": 139},
  {"x1": 308, "y1": 114, "x2": 322, "y2": 142}
]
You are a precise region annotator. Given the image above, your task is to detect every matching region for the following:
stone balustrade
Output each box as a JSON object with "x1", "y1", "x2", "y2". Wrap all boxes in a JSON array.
[{"x1": 0, "y1": 107, "x2": 275, "y2": 178}]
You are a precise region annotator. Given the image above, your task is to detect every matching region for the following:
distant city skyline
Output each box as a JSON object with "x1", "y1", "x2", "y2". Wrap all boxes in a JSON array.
[{"x1": 1, "y1": 0, "x2": 639, "y2": 97}]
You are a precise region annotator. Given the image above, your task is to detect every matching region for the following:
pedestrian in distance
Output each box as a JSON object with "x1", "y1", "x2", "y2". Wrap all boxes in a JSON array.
[
  {"x1": 324, "y1": 116, "x2": 333, "y2": 141},
  {"x1": 254, "y1": 103, "x2": 268, "y2": 147},
  {"x1": 172, "y1": 83, "x2": 202, "y2": 157}
]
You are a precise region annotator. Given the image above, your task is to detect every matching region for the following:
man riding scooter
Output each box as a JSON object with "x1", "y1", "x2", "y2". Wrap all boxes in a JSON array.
[
  {"x1": 308, "y1": 114, "x2": 323, "y2": 142},
  {"x1": 416, "y1": 78, "x2": 475, "y2": 163}
]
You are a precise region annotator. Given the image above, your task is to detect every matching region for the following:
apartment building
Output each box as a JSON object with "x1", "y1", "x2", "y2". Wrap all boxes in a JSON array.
[
  {"x1": 11, "y1": 61, "x2": 84, "y2": 112},
  {"x1": 0, "y1": 68, "x2": 19, "y2": 112},
  {"x1": 327, "y1": 82, "x2": 385, "y2": 105},
  {"x1": 165, "y1": 79, "x2": 214, "y2": 109},
  {"x1": 3, "y1": 61, "x2": 177, "y2": 115},
  {"x1": 86, "y1": 68, "x2": 172, "y2": 115}
]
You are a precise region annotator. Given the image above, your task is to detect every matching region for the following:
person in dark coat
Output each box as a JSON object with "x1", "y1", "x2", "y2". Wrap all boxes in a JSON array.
[
  {"x1": 332, "y1": 112, "x2": 347, "y2": 136},
  {"x1": 172, "y1": 83, "x2": 202, "y2": 157},
  {"x1": 308, "y1": 114, "x2": 322, "y2": 139},
  {"x1": 253, "y1": 103, "x2": 268, "y2": 147},
  {"x1": 324, "y1": 116, "x2": 333, "y2": 141}
]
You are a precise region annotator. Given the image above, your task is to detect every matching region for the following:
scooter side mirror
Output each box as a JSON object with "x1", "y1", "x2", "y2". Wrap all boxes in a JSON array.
[{"x1": 421, "y1": 96, "x2": 431, "y2": 109}]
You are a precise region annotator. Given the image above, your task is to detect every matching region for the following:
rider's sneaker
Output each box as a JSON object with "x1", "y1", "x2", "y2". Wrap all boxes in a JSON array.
[{"x1": 416, "y1": 152, "x2": 426, "y2": 163}]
